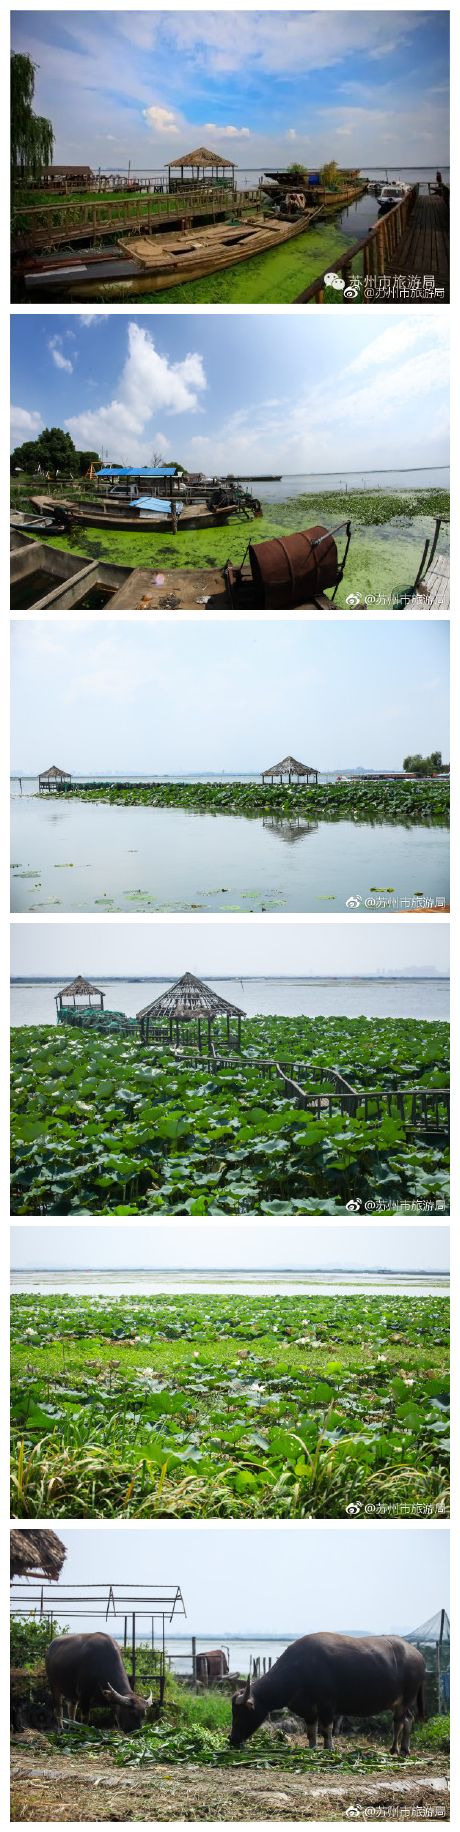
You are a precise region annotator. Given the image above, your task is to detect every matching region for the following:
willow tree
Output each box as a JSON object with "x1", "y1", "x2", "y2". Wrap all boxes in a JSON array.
[{"x1": 11, "y1": 53, "x2": 54, "y2": 184}]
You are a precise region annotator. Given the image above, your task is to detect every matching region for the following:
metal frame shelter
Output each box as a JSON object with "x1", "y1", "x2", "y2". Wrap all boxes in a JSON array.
[
  {"x1": 137, "y1": 970, "x2": 246, "y2": 1052},
  {"x1": 405, "y1": 1608, "x2": 450, "y2": 1714},
  {"x1": 38, "y1": 764, "x2": 72, "y2": 792},
  {"x1": 10, "y1": 1582, "x2": 186, "y2": 1698},
  {"x1": 261, "y1": 754, "x2": 318, "y2": 784},
  {"x1": 167, "y1": 146, "x2": 235, "y2": 191},
  {"x1": 55, "y1": 975, "x2": 105, "y2": 1015}
]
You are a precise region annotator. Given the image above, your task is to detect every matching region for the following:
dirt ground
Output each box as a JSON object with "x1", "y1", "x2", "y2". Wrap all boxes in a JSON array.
[{"x1": 10, "y1": 1734, "x2": 450, "y2": 1822}]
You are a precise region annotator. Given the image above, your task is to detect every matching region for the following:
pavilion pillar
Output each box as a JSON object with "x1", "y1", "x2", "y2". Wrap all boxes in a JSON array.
[
  {"x1": 208, "y1": 1018, "x2": 212, "y2": 1055},
  {"x1": 198, "y1": 1018, "x2": 201, "y2": 1053},
  {"x1": 226, "y1": 1014, "x2": 230, "y2": 1040},
  {"x1": 237, "y1": 1016, "x2": 241, "y2": 1052}
]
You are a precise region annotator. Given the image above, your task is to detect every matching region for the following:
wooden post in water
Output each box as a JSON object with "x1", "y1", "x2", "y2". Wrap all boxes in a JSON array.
[{"x1": 192, "y1": 1637, "x2": 197, "y2": 1687}]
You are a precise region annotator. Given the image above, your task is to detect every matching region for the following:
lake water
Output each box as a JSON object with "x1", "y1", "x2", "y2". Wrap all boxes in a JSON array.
[
  {"x1": 10, "y1": 976, "x2": 449, "y2": 1027},
  {"x1": 10, "y1": 795, "x2": 449, "y2": 914},
  {"x1": 248, "y1": 469, "x2": 450, "y2": 505},
  {"x1": 10, "y1": 1269, "x2": 448, "y2": 1296}
]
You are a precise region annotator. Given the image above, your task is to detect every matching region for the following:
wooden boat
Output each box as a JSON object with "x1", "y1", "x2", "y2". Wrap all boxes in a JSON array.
[
  {"x1": 29, "y1": 493, "x2": 256, "y2": 534},
  {"x1": 11, "y1": 525, "x2": 357, "y2": 611},
  {"x1": 61, "y1": 207, "x2": 322, "y2": 299}
]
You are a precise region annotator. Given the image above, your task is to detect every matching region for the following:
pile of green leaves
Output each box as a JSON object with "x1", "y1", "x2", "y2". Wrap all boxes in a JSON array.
[
  {"x1": 57, "y1": 776, "x2": 450, "y2": 826},
  {"x1": 44, "y1": 1712, "x2": 448, "y2": 1772},
  {"x1": 10, "y1": 1015, "x2": 450, "y2": 1216},
  {"x1": 11, "y1": 1292, "x2": 449, "y2": 1518}
]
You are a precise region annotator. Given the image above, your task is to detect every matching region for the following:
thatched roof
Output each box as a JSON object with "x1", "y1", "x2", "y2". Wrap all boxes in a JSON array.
[
  {"x1": 137, "y1": 971, "x2": 245, "y2": 1021},
  {"x1": 10, "y1": 1529, "x2": 67, "y2": 1582},
  {"x1": 262, "y1": 755, "x2": 317, "y2": 777},
  {"x1": 43, "y1": 165, "x2": 93, "y2": 177},
  {"x1": 56, "y1": 976, "x2": 104, "y2": 998},
  {"x1": 39, "y1": 764, "x2": 71, "y2": 780},
  {"x1": 168, "y1": 146, "x2": 235, "y2": 169}
]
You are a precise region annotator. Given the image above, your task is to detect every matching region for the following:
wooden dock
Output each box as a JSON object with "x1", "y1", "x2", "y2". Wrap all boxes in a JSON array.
[
  {"x1": 295, "y1": 185, "x2": 449, "y2": 304},
  {"x1": 411, "y1": 553, "x2": 450, "y2": 610},
  {"x1": 381, "y1": 191, "x2": 449, "y2": 300},
  {"x1": 12, "y1": 186, "x2": 263, "y2": 255}
]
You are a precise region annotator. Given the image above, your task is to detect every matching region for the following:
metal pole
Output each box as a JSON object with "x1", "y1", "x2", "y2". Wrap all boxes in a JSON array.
[
  {"x1": 192, "y1": 1637, "x2": 197, "y2": 1685},
  {"x1": 132, "y1": 1613, "x2": 136, "y2": 1690}
]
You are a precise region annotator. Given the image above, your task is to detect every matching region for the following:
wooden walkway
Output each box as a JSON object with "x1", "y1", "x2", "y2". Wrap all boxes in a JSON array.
[
  {"x1": 381, "y1": 192, "x2": 449, "y2": 299},
  {"x1": 411, "y1": 553, "x2": 450, "y2": 610}
]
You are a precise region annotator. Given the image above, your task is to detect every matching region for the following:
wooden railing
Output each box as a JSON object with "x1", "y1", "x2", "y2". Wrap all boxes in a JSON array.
[
  {"x1": 140, "y1": 1033, "x2": 449, "y2": 1135},
  {"x1": 12, "y1": 188, "x2": 263, "y2": 253},
  {"x1": 295, "y1": 184, "x2": 419, "y2": 303}
]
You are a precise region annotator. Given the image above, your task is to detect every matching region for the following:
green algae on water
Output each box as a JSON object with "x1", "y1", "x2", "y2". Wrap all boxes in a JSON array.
[{"x1": 30, "y1": 488, "x2": 449, "y2": 604}]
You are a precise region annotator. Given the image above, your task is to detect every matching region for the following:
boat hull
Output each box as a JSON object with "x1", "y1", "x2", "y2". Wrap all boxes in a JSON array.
[
  {"x1": 29, "y1": 496, "x2": 241, "y2": 533},
  {"x1": 65, "y1": 209, "x2": 322, "y2": 299}
]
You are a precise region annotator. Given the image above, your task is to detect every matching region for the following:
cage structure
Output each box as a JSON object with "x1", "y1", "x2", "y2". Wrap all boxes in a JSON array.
[
  {"x1": 405, "y1": 1608, "x2": 450, "y2": 1715},
  {"x1": 10, "y1": 1582, "x2": 186, "y2": 1705}
]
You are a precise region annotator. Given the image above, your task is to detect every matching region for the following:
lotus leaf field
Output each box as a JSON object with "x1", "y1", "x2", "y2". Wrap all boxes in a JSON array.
[
  {"x1": 56, "y1": 778, "x2": 450, "y2": 825},
  {"x1": 10, "y1": 1291, "x2": 449, "y2": 1519},
  {"x1": 11, "y1": 1014, "x2": 449, "y2": 1216}
]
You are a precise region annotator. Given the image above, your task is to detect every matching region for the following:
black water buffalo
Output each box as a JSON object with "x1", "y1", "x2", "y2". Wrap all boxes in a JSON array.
[
  {"x1": 196, "y1": 1649, "x2": 229, "y2": 1684},
  {"x1": 45, "y1": 1632, "x2": 153, "y2": 1732},
  {"x1": 230, "y1": 1633, "x2": 426, "y2": 1756}
]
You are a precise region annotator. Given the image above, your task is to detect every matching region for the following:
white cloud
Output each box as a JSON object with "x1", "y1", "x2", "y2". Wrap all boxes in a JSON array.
[
  {"x1": 48, "y1": 336, "x2": 73, "y2": 374},
  {"x1": 65, "y1": 322, "x2": 207, "y2": 464},
  {"x1": 143, "y1": 104, "x2": 180, "y2": 135},
  {"x1": 79, "y1": 313, "x2": 110, "y2": 325},
  {"x1": 10, "y1": 405, "x2": 43, "y2": 448},
  {"x1": 203, "y1": 122, "x2": 250, "y2": 138}
]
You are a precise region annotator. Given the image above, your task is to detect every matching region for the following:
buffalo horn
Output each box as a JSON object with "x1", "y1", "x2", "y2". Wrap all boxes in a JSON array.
[
  {"x1": 144, "y1": 1691, "x2": 153, "y2": 1707},
  {"x1": 105, "y1": 1681, "x2": 132, "y2": 1704},
  {"x1": 242, "y1": 1675, "x2": 251, "y2": 1703}
]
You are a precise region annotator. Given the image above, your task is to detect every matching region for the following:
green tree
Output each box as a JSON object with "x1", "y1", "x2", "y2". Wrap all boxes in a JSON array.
[
  {"x1": 403, "y1": 750, "x2": 444, "y2": 775},
  {"x1": 320, "y1": 160, "x2": 339, "y2": 188},
  {"x1": 11, "y1": 53, "x2": 54, "y2": 184},
  {"x1": 11, "y1": 427, "x2": 77, "y2": 474},
  {"x1": 287, "y1": 162, "x2": 307, "y2": 178}
]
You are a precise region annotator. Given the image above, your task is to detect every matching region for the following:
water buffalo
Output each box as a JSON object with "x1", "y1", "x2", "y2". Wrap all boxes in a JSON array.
[
  {"x1": 45, "y1": 1632, "x2": 153, "y2": 1732},
  {"x1": 230, "y1": 1633, "x2": 426, "y2": 1756},
  {"x1": 196, "y1": 1650, "x2": 229, "y2": 1684}
]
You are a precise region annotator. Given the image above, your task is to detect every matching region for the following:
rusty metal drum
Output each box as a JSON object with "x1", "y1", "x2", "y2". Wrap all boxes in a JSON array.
[{"x1": 248, "y1": 526, "x2": 339, "y2": 607}]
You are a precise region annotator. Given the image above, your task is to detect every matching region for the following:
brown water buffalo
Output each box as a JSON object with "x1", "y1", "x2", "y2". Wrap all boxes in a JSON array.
[
  {"x1": 196, "y1": 1649, "x2": 229, "y2": 1684},
  {"x1": 45, "y1": 1632, "x2": 153, "y2": 1732},
  {"x1": 230, "y1": 1633, "x2": 426, "y2": 1756}
]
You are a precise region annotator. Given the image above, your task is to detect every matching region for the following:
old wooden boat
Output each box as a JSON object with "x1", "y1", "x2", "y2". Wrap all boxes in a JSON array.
[
  {"x1": 11, "y1": 524, "x2": 356, "y2": 610},
  {"x1": 37, "y1": 207, "x2": 323, "y2": 300},
  {"x1": 29, "y1": 493, "x2": 258, "y2": 534}
]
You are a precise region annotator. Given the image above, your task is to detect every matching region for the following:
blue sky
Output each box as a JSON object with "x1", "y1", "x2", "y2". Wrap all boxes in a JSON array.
[
  {"x1": 11, "y1": 619, "x2": 449, "y2": 774},
  {"x1": 11, "y1": 11, "x2": 449, "y2": 172},
  {"x1": 11, "y1": 1224, "x2": 449, "y2": 1272},
  {"x1": 10, "y1": 313, "x2": 449, "y2": 473},
  {"x1": 10, "y1": 1523, "x2": 449, "y2": 1638}
]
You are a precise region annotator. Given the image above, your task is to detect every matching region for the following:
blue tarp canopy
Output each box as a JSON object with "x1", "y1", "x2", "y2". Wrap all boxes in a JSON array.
[
  {"x1": 96, "y1": 466, "x2": 177, "y2": 478},
  {"x1": 132, "y1": 497, "x2": 183, "y2": 515}
]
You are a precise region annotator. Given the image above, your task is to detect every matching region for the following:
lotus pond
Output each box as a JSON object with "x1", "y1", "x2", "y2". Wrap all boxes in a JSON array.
[
  {"x1": 25, "y1": 488, "x2": 450, "y2": 606},
  {"x1": 10, "y1": 1290, "x2": 449, "y2": 1519},
  {"x1": 10, "y1": 1013, "x2": 450, "y2": 1217}
]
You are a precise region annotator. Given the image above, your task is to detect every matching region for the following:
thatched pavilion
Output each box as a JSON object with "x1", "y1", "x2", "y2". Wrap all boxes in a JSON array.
[
  {"x1": 55, "y1": 975, "x2": 105, "y2": 1015},
  {"x1": 262, "y1": 755, "x2": 318, "y2": 784},
  {"x1": 167, "y1": 146, "x2": 235, "y2": 191},
  {"x1": 38, "y1": 764, "x2": 71, "y2": 792},
  {"x1": 10, "y1": 1529, "x2": 67, "y2": 1582},
  {"x1": 137, "y1": 971, "x2": 246, "y2": 1051}
]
